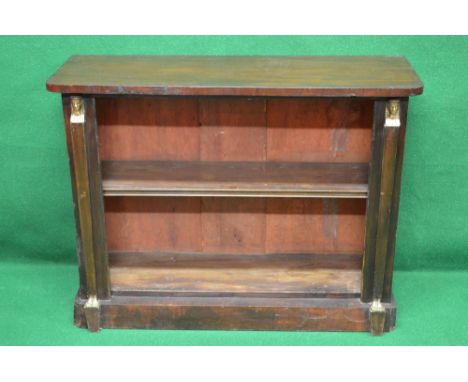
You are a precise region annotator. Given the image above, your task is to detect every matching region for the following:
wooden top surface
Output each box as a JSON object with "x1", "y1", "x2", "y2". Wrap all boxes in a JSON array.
[{"x1": 46, "y1": 55, "x2": 423, "y2": 97}]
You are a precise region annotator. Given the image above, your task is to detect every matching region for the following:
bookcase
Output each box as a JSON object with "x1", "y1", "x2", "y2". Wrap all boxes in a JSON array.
[{"x1": 47, "y1": 56, "x2": 423, "y2": 335}]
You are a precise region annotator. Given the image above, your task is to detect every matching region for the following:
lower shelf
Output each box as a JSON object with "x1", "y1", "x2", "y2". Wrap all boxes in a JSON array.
[
  {"x1": 74, "y1": 294, "x2": 396, "y2": 332},
  {"x1": 77, "y1": 252, "x2": 393, "y2": 332},
  {"x1": 109, "y1": 252, "x2": 363, "y2": 298}
]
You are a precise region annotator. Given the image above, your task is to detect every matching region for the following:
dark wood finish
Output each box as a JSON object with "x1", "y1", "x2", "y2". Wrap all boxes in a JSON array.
[
  {"x1": 69, "y1": 100, "x2": 96, "y2": 295},
  {"x1": 61, "y1": 95, "x2": 86, "y2": 298},
  {"x1": 47, "y1": 55, "x2": 422, "y2": 333},
  {"x1": 109, "y1": 252, "x2": 362, "y2": 271},
  {"x1": 361, "y1": 99, "x2": 407, "y2": 305},
  {"x1": 47, "y1": 55, "x2": 423, "y2": 97},
  {"x1": 97, "y1": 97, "x2": 200, "y2": 161},
  {"x1": 267, "y1": 99, "x2": 373, "y2": 163},
  {"x1": 67, "y1": 97, "x2": 110, "y2": 300},
  {"x1": 372, "y1": 116, "x2": 400, "y2": 300},
  {"x1": 96, "y1": 97, "x2": 373, "y2": 164},
  {"x1": 383, "y1": 99, "x2": 408, "y2": 301},
  {"x1": 361, "y1": 101, "x2": 386, "y2": 301},
  {"x1": 109, "y1": 252, "x2": 361, "y2": 297},
  {"x1": 199, "y1": 98, "x2": 267, "y2": 161},
  {"x1": 74, "y1": 295, "x2": 396, "y2": 332},
  {"x1": 104, "y1": 197, "x2": 366, "y2": 256},
  {"x1": 197, "y1": 97, "x2": 269, "y2": 255},
  {"x1": 101, "y1": 160, "x2": 369, "y2": 198},
  {"x1": 202, "y1": 197, "x2": 266, "y2": 254},
  {"x1": 84, "y1": 98, "x2": 111, "y2": 299},
  {"x1": 265, "y1": 199, "x2": 366, "y2": 255},
  {"x1": 104, "y1": 197, "x2": 202, "y2": 253}
]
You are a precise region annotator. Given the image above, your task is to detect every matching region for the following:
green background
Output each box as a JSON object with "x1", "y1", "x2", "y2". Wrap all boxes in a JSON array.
[{"x1": 1, "y1": 36, "x2": 467, "y2": 345}]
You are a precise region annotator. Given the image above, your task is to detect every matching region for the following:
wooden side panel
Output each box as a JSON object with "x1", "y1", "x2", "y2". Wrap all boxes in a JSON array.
[
  {"x1": 372, "y1": 122, "x2": 400, "y2": 299},
  {"x1": 361, "y1": 101, "x2": 385, "y2": 301},
  {"x1": 62, "y1": 95, "x2": 87, "y2": 298},
  {"x1": 97, "y1": 97, "x2": 200, "y2": 161},
  {"x1": 267, "y1": 99, "x2": 373, "y2": 162},
  {"x1": 362, "y1": 99, "x2": 407, "y2": 303},
  {"x1": 64, "y1": 96, "x2": 110, "y2": 300},
  {"x1": 383, "y1": 99, "x2": 408, "y2": 301},
  {"x1": 84, "y1": 98, "x2": 111, "y2": 299}
]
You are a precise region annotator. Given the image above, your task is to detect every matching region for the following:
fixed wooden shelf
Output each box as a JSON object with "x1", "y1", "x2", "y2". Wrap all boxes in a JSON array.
[
  {"x1": 101, "y1": 160, "x2": 369, "y2": 198},
  {"x1": 109, "y1": 252, "x2": 362, "y2": 298}
]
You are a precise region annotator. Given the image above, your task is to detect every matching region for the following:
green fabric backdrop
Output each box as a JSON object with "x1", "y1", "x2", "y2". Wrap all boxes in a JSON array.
[{"x1": 1, "y1": 36, "x2": 467, "y2": 345}]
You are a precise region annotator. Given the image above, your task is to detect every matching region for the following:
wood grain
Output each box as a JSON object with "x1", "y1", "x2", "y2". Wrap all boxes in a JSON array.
[
  {"x1": 84, "y1": 98, "x2": 111, "y2": 299},
  {"x1": 109, "y1": 252, "x2": 362, "y2": 270},
  {"x1": 265, "y1": 199, "x2": 366, "y2": 254},
  {"x1": 101, "y1": 160, "x2": 369, "y2": 198},
  {"x1": 66, "y1": 96, "x2": 110, "y2": 299},
  {"x1": 99, "y1": 97, "x2": 368, "y2": 260},
  {"x1": 48, "y1": 55, "x2": 423, "y2": 333},
  {"x1": 104, "y1": 197, "x2": 366, "y2": 256},
  {"x1": 96, "y1": 97, "x2": 373, "y2": 164},
  {"x1": 109, "y1": 252, "x2": 361, "y2": 297},
  {"x1": 361, "y1": 101, "x2": 386, "y2": 301},
  {"x1": 97, "y1": 97, "x2": 199, "y2": 161},
  {"x1": 61, "y1": 95, "x2": 87, "y2": 298},
  {"x1": 199, "y1": 98, "x2": 266, "y2": 161},
  {"x1": 383, "y1": 99, "x2": 409, "y2": 301},
  {"x1": 74, "y1": 295, "x2": 397, "y2": 332},
  {"x1": 372, "y1": 107, "x2": 401, "y2": 301},
  {"x1": 104, "y1": 197, "x2": 202, "y2": 253},
  {"x1": 47, "y1": 55, "x2": 423, "y2": 97},
  {"x1": 201, "y1": 197, "x2": 266, "y2": 254},
  {"x1": 267, "y1": 98, "x2": 373, "y2": 163}
]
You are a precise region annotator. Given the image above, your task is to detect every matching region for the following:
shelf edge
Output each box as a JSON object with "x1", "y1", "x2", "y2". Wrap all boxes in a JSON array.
[{"x1": 102, "y1": 189, "x2": 368, "y2": 198}]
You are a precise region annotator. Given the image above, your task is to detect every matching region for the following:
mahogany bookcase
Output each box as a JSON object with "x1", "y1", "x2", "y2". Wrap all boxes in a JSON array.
[{"x1": 47, "y1": 56, "x2": 423, "y2": 335}]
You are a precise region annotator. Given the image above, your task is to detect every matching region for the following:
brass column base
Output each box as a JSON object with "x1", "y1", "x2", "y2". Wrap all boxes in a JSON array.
[
  {"x1": 84, "y1": 296, "x2": 100, "y2": 332},
  {"x1": 369, "y1": 299, "x2": 386, "y2": 336}
]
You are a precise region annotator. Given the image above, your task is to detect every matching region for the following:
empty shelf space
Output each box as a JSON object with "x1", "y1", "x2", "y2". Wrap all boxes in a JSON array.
[
  {"x1": 102, "y1": 160, "x2": 369, "y2": 198},
  {"x1": 109, "y1": 252, "x2": 362, "y2": 298}
]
